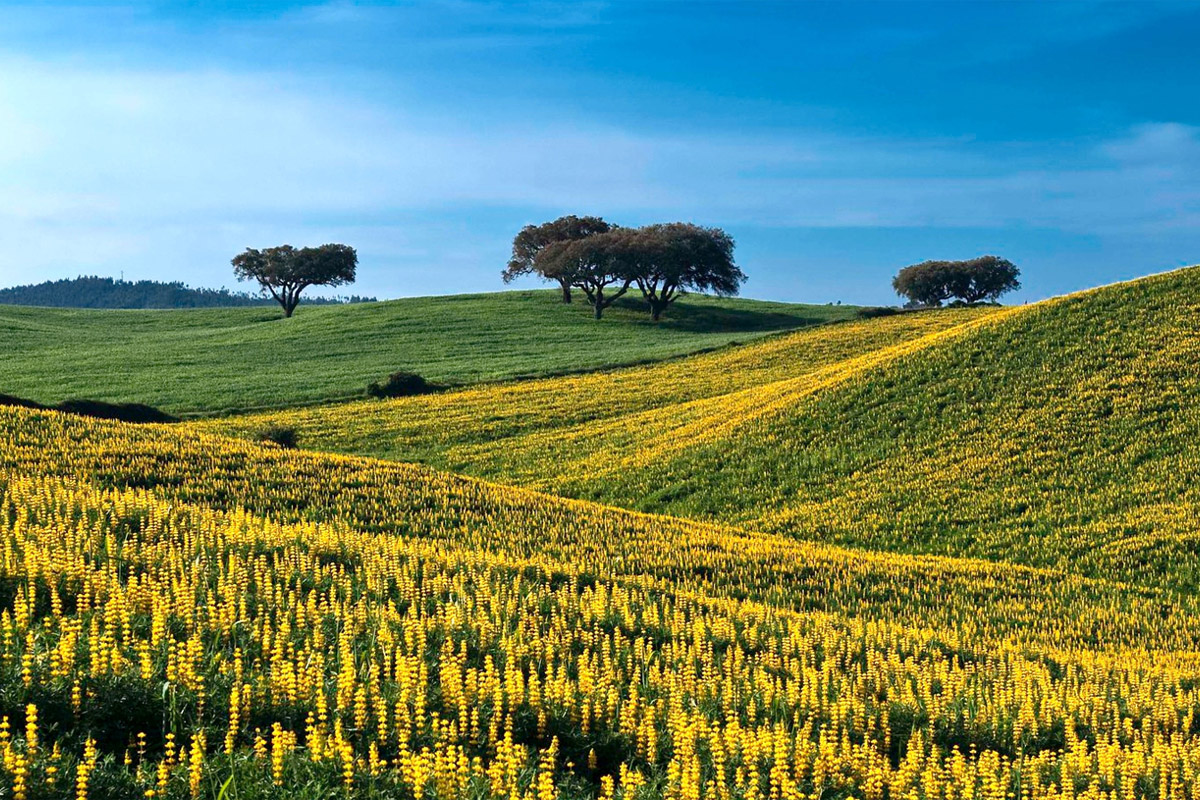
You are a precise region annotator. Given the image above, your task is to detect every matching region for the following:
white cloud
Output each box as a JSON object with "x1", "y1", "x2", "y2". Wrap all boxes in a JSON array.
[{"x1": 0, "y1": 57, "x2": 1197, "y2": 294}]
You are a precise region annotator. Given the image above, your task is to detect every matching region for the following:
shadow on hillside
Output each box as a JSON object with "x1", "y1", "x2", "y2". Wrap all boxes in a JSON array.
[
  {"x1": 0, "y1": 394, "x2": 178, "y2": 423},
  {"x1": 610, "y1": 296, "x2": 838, "y2": 332}
]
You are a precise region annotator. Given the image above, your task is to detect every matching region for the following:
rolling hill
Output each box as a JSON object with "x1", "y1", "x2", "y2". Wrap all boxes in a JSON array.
[
  {"x1": 203, "y1": 266, "x2": 1200, "y2": 592},
  {"x1": 197, "y1": 305, "x2": 995, "y2": 463},
  {"x1": 1, "y1": 267, "x2": 1199, "y2": 798},
  {"x1": 0, "y1": 290, "x2": 857, "y2": 416},
  {"x1": 1, "y1": 382, "x2": 1198, "y2": 797}
]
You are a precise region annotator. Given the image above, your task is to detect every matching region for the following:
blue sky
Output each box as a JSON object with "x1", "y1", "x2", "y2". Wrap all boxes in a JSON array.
[{"x1": 1, "y1": 1, "x2": 1198, "y2": 304}]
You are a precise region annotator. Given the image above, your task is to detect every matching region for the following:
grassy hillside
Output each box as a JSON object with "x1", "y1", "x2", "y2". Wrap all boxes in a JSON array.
[
  {"x1": 2, "y1": 405, "x2": 1199, "y2": 798},
  {"x1": 204, "y1": 267, "x2": 1200, "y2": 592},
  {"x1": 456, "y1": 268, "x2": 1200, "y2": 590},
  {"x1": 0, "y1": 290, "x2": 855, "y2": 415},
  {"x1": 198, "y1": 306, "x2": 994, "y2": 463},
  {"x1": 4, "y1": 269, "x2": 1200, "y2": 798}
]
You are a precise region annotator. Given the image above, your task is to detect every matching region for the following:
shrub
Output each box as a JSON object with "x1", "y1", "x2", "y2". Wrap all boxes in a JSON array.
[
  {"x1": 257, "y1": 425, "x2": 299, "y2": 449},
  {"x1": 857, "y1": 306, "x2": 901, "y2": 319},
  {"x1": 367, "y1": 371, "x2": 434, "y2": 399}
]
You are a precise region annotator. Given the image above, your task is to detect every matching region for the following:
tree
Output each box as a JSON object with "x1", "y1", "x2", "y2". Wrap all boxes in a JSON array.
[
  {"x1": 627, "y1": 223, "x2": 744, "y2": 321},
  {"x1": 891, "y1": 261, "x2": 956, "y2": 307},
  {"x1": 232, "y1": 243, "x2": 358, "y2": 317},
  {"x1": 535, "y1": 229, "x2": 637, "y2": 319},
  {"x1": 953, "y1": 255, "x2": 1022, "y2": 303},
  {"x1": 893, "y1": 256, "x2": 1020, "y2": 306},
  {"x1": 502, "y1": 215, "x2": 613, "y2": 303}
]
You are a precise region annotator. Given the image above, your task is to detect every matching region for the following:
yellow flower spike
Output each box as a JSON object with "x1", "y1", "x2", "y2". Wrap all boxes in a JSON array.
[{"x1": 22, "y1": 705, "x2": 35, "y2": 756}]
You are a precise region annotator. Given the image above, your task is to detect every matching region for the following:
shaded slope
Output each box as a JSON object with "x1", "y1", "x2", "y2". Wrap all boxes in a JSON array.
[{"x1": 0, "y1": 290, "x2": 852, "y2": 415}]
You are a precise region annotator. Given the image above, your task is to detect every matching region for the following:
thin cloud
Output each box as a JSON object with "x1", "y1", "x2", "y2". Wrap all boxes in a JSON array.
[{"x1": 0, "y1": 58, "x2": 1196, "y2": 291}]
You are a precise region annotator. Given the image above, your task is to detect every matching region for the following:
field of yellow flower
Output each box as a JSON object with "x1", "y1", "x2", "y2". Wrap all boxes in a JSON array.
[{"x1": 2, "y1": 267, "x2": 1200, "y2": 798}]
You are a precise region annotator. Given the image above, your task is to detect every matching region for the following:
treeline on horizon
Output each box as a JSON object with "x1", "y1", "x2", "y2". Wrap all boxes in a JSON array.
[{"x1": 0, "y1": 275, "x2": 376, "y2": 309}]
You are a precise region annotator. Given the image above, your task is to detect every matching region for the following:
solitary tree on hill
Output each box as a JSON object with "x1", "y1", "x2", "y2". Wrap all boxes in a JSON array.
[
  {"x1": 232, "y1": 243, "x2": 358, "y2": 318},
  {"x1": 502, "y1": 215, "x2": 613, "y2": 303},
  {"x1": 893, "y1": 256, "x2": 1020, "y2": 306},
  {"x1": 628, "y1": 223, "x2": 744, "y2": 321}
]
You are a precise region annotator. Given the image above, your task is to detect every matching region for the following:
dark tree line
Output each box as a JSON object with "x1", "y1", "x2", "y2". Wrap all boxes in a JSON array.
[
  {"x1": 503, "y1": 216, "x2": 745, "y2": 319},
  {"x1": 0, "y1": 275, "x2": 375, "y2": 310}
]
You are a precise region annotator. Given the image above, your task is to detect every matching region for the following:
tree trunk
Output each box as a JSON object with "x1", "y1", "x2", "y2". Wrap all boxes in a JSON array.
[
  {"x1": 559, "y1": 281, "x2": 572, "y2": 304},
  {"x1": 650, "y1": 300, "x2": 668, "y2": 321},
  {"x1": 593, "y1": 302, "x2": 604, "y2": 320}
]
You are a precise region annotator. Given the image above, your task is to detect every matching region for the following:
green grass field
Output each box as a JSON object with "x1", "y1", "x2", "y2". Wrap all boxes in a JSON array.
[
  {"x1": 0, "y1": 289, "x2": 857, "y2": 416},
  {"x1": 202, "y1": 266, "x2": 1200, "y2": 592}
]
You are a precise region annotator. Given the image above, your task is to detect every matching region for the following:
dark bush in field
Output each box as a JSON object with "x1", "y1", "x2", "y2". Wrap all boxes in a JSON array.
[
  {"x1": 857, "y1": 306, "x2": 902, "y2": 319},
  {"x1": 367, "y1": 371, "x2": 436, "y2": 398},
  {"x1": 258, "y1": 425, "x2": 299, "y2": 449},
  {"x1": 56, "y1": 399, "x2": 178, "y2": 423}
]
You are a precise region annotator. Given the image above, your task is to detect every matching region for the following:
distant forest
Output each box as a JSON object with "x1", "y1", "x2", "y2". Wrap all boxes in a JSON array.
[{"x1": 0, "y1": 276, "x2": 376, "y2": 309}]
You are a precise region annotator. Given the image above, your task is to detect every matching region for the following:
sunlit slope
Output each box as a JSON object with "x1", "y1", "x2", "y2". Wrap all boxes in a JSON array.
[
  {"x1": 197, "y1": 307, "x2": 992, "y2": 465},
  {"x1": 5, "y1": 407, "x2": 1200, "y2": 796},
  {"x1": 6, "y1": 470, "x2": 1200, "y2": 798},
  {"x1": 453, "y1": 267, "x2": 1200, "y2": 590},
  {"x1": 0, "y1": 405, "x2": 1192, "y2": 652},
  {"x1": 0, "y1": 290, "x2": 851, "y2": 415}
]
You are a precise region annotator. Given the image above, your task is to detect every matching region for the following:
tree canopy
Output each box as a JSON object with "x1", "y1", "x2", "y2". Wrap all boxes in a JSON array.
[
  {"x1": 502, "y1": 215, "x2": 613, "y2": 303},
  {"x1": 627, "y1": 223, "x2": 744, "y2": 320},
  {"x1": 893, "y1": 256, "x2": 1020, "y2": 306},
  {"x1": 232, "y1": 243, "x2": 358, "y2": 318},
  {"x1": 514, "y1": 218, "x2": 745, "y2": 320},
  {"x1": 536, "y1": 229, "x2": 635, "y2": 319}
]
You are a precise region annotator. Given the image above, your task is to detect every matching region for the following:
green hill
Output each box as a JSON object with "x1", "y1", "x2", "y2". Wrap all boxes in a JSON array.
[
  {"x1": 0, "y1": 290, "x2": 857, "y2": 416},
  {"x1": 452, "y1": 267, "x2": 1200, "y2": 590},
  {"x1": 203, "y1": 266, "x2": 1200, "y2": 593},
  {"x1": 4, "y1": 270, "x2": 1200, "y2": 799},
  {"x1": 199, "y1": 306, "x2": 993, "y2": 463}
]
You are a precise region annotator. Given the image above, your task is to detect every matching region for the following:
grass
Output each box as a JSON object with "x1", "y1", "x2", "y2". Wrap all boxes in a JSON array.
[
  {"x1": 0, "y1": 289, "x2": 858, "y2": 416},
  {"x1": 201, "y1": 266, "x2": 1200, "y2": 593},
  {"x1": 196, "y1": 306, "x2": 993, "y2": 464},
  {"x1": 459, "y1": 267, "x2": 1200, "y2": 590}
]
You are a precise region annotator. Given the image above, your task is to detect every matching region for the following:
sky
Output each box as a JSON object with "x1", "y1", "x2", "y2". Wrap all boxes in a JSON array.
[{"x1": 1, "y1": 1, "x2": 1198, "y2": 305}]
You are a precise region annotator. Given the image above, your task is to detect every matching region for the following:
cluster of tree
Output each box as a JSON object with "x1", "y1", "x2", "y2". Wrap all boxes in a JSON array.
[
  {"x1": 233, "y1": 244, "x2": 360, "y2": 317},
  {"x1": 502, "y1": 216, "x2": 746, "y2": 320},
  {"x1": 893, "y1": 256, "x2": 1021, "y2": 306},
  {"x1": 0, "y1": 275, "x2": 375, "y2": 310}
]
